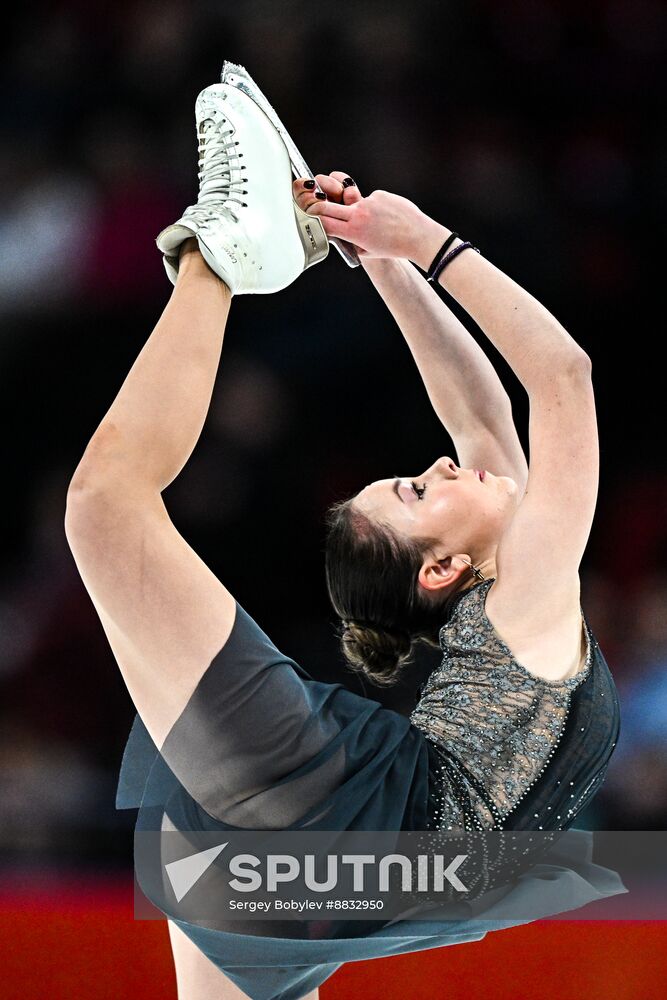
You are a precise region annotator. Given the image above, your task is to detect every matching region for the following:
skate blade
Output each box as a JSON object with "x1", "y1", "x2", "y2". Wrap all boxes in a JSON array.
[{"x1": 221, "y1": 61, "x2": 360, "y2": 269}]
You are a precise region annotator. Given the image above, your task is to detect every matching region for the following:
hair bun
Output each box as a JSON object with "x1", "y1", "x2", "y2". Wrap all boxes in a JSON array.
[{"x1": 340, "y1": 619, "x2": 413, "y2": 687}]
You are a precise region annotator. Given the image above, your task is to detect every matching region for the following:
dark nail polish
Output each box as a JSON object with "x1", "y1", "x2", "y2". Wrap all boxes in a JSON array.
[
  {"x1": 303, "y1": 179, "x2": 316, "y2": 189},
  {"x1": 315, "y1": 191, "x2": 327, "y2": 200},
  {"x1": 342, "y1": 177, "x2": 356, "y2": 187}
]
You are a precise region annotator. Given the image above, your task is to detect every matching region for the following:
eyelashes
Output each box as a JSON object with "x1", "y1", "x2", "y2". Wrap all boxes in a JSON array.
[{"x1": 395, "y1": 475, "x2": 427, "y2": 501}]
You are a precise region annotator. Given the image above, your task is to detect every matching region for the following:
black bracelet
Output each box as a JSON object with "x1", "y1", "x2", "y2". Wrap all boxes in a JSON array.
[
  {"x1": 425, "y1": 232, "x2": 459, "y2": 281},
  {"x1": 428, "y1": 240, "x2": 480, "y2": 284}
]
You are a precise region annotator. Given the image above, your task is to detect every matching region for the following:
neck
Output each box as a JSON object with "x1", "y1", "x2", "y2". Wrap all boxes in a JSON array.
[
  {"x1": 477, "y1": 556, "x2": 497, "y2": 581},
  {"x1": 460, "y1": 555, "x2": 497, "y2": 591}
]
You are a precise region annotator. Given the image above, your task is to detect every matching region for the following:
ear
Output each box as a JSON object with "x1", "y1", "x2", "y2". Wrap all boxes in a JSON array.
[{"x1": 418, "y1": 553, "x2": 472, "y2": 594}]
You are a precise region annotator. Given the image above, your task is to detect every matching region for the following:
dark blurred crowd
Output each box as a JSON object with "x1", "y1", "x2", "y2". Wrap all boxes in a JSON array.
[{"x1": 1, "y1": 0, "x2": 666, "y2": 865}]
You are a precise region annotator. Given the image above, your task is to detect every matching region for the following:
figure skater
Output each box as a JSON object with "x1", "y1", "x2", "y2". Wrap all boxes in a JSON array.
[{"x1": 65, "y1": 81, "x2": 620, "y2": 1000}]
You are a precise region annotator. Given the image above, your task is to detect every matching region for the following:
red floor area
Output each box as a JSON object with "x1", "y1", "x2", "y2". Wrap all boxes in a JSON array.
[{"x1": 0, "y1": 873, "x2": 665, "y2": 999}]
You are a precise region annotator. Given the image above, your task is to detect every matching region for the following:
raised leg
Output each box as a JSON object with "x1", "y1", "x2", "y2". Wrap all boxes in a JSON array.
[{"x1": 65, "y1": 243, "x2": 238, "y2": 750}]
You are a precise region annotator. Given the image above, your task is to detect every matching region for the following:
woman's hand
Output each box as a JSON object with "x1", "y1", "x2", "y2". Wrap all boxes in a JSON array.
[{"x1": 292, "y1": 172, "x2": 447, "y2": 266}]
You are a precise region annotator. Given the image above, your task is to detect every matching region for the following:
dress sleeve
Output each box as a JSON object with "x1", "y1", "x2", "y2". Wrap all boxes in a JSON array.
[{"x1": 116, "y1": 599, "x2": 430, "y2": 833}]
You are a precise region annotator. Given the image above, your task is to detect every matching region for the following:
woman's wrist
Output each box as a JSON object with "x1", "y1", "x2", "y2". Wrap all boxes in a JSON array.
[
  {"x1": 407, "y1": 217, "x2": 458, "y2": 272},
  {"x1": 360, "y1": 256, "x2": 405, "y2": 277}
]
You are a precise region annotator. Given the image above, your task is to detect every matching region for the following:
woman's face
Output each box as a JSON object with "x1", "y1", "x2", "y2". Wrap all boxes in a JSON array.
[{"x1": 352, "y1": 456, "x2": 520, "y2": 557}]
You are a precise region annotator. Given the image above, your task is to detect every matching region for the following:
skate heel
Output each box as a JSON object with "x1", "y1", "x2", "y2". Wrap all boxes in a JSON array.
[{"x1": 293, "y1": 200, "x2": 330, "y2": 268}]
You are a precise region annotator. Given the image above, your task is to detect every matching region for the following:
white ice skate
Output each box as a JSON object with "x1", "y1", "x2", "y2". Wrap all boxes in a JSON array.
[
  {"x1": 156, "y1": 83, "x2": 330, "y2": 294},
  {"x1": 220, "y1": 61, "x2": 361, "y2": 269}
]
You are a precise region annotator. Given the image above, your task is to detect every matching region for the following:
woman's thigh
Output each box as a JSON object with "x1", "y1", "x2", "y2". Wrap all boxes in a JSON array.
[
  {"x1": 65, "y1": 487, "x2": 238, "y2": 750},
  {"x1": 167, "y1": 921, "x2": 320, "y2": 1000}
]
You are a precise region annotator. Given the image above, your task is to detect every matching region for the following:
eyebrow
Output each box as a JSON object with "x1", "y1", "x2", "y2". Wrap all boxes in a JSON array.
[{"x1": 392, "y1": 477, "x2": 405, "y2": 503}]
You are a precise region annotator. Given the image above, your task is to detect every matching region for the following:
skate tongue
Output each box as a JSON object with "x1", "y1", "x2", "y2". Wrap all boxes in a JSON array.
[
  {"x1": 197, "y1": 116, "x2": 244, "y2": 211},
  {"x1": 184, "y1": 200, "x2": 240, "y2": 225},
  {"x1": 156, "y1": 223, "x2": 198, "y2": 255},
  {"x1": 195, "y1": 196, "x2": 240, "y2": 225},
  {"x1": 198, "y1": 180, "x2": 240, "y2": 217}
]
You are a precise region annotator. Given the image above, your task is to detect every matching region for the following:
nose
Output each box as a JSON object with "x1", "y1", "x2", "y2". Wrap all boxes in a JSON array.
[{"x1": 424, "y1": 456, "x2": 459, "y2": 479}]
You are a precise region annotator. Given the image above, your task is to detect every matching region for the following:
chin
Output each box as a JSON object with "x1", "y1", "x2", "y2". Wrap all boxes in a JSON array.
[
  {"x1": 499, "y1": 475, "x2": 522, "y2": 511},
  {"x1": 495, "y1": 473, "x2": 518, "y2": 493}
]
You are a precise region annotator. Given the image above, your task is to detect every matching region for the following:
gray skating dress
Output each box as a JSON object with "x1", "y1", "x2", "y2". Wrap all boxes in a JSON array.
[{"x1": 116, "y1": 577, "x2": 621, "y2": 1000}]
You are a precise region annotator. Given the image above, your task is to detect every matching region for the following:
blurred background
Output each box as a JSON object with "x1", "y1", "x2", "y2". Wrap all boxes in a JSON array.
[{"x1": 0, "y1": 0, "x2": 666, "y2": 991}]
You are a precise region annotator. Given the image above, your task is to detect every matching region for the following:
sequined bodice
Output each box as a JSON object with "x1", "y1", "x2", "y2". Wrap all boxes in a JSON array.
[{"x1": 409, "y1": 578, "x2": 619, "y2": 832}]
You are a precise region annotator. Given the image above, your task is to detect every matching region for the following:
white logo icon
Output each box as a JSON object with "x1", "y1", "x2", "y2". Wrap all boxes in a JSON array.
[{"x1": 165, "y1": 842, "x2": 228, "y2": 902}]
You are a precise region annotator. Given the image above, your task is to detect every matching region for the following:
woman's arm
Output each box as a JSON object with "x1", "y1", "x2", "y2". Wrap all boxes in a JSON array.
[
  {"x1": 300, "y1": 174, "x2": 527, "y2": 490},
  {"x1": 360, "y1": 255, "x2": 528, "y2": 493},
  {"x1": 307, "y1": 188, "x2": 597, "y2": 630},
  {"x1": 415, "y1": 222, "x2": 597, "y2": 619},
  {"x1": 306, "y1": 189, "x2": 587, "y2": 385}
]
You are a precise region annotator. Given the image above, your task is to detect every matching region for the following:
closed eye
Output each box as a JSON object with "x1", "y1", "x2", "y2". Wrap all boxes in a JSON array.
[{"x1": 392, "y1": 475, "x2": 427, "y2": 502}]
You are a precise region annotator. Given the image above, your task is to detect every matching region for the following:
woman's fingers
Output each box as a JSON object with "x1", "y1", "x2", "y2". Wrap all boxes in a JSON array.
[
  {"x1": 292, "y1": 172, "x2": 361, "y2": 212},
  {"x1": 291, "y1": 174, "x2": 365, "y2": 248},
  {"x1": 317, "y1": 215, "x2": 358, "y2": 243},
  {"x1": 295, "y1": 179, "x2": 422, "y2": 258},
  {"x1": 329, "y1": 171, "x2": 363, "y2": 204},
  {"x1": 305, "y1": 199, "x2": 354, "y2": 220},
  {"x1": 314, "y1": 174, "x2": 346, "y2": 201},
  {"x1": 292, "y1": 178, "x2": 322, "y2": 212},
  {"x1": 291, "y1": 175, "x2": 345, "y2": 212}
]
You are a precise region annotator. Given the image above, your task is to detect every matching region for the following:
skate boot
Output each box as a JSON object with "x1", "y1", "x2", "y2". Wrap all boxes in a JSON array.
[{"x1": 156, "y1": 83, "x2": 329, "y2": 294}]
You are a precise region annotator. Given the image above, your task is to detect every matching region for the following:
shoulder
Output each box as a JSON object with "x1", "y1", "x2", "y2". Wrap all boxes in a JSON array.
[
  {"x1": 438, "y1": 579, "x2": 494, "y2": 645},
  {"x1": 483, "y1": 577, "x2": 590, "y2": 684},
  {"x1": 440, "y1": 577, "x2": 592, "y2": 685}
]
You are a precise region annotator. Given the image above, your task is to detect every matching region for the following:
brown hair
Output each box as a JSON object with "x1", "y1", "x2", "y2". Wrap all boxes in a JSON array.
[{"x1": 324, "y1": 496, "x2": 456, "y2": 687}]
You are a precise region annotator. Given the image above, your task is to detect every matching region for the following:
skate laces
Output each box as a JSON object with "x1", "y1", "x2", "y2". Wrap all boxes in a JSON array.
[{"x1": 193, "y1": 108, "x2": 248, "y2": 222}]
